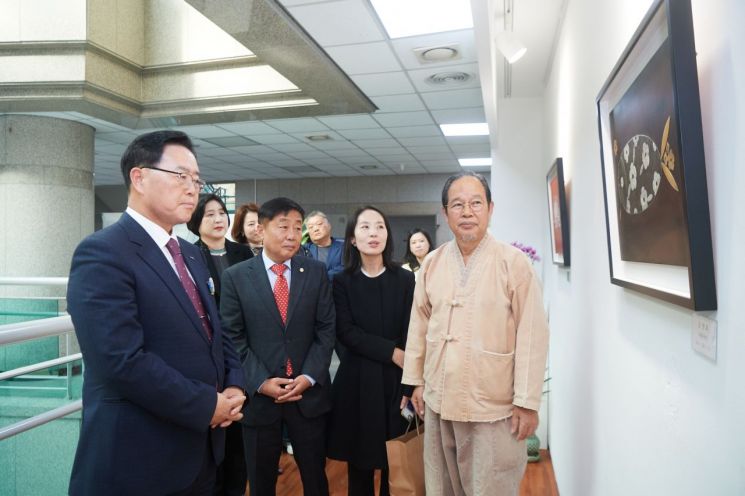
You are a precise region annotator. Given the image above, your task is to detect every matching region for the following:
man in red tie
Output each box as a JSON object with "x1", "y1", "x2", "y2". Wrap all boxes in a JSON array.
[{"x1": 220, "y1": 197, "x2": 335, "y2": 496}]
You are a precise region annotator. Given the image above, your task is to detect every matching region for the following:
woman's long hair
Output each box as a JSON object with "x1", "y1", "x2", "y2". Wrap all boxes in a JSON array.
[{"x1": 343, "y1": 205, "x2": 397, "y2": 273}]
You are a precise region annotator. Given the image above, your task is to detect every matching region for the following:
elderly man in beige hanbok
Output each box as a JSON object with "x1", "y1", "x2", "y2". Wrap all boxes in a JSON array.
[{"x1": 401, "y1": 172, "x2": 549, "y2": 496}]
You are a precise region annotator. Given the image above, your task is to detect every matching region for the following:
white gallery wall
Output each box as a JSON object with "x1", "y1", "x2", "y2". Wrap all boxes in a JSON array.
[{"x1": 539, "y1": 0, "x2": 745, "y2": 494}]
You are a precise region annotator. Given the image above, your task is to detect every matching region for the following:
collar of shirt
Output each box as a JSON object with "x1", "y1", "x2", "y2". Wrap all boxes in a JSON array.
[
  {"x1": 261, "y1": 250, "x2": 292, "y2": 290},
  {"x1": 126, "y1": 207, "x2": 181, "y2": 275}
]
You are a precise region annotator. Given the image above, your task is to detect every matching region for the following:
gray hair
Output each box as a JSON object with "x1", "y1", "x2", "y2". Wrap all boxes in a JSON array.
[
  {"x1": 305, "y1": 211, "x2": 328, "y2": 222},
  {"x1": 441, "y1": 171, "x2": 492, "y2": 208}
]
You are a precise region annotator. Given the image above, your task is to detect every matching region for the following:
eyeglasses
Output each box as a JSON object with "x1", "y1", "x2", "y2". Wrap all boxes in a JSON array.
[
  {"x1": 142, "y1": 167, "x2": 206, "y2": 190},
  {"x1": 446, "y1": 199, "x2": 486, "y2": 213}
]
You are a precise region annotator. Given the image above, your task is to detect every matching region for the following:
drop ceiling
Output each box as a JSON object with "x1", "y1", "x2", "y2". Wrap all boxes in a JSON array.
[{"x1": 26, "y1": 0, "x2": 564, "y2": 186}]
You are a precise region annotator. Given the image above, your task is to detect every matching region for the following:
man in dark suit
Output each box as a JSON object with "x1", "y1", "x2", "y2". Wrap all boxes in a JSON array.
[
  {"x1": 303, "y1": 210, "x2": 344, "y2": 281},
  {"x1": 220, "y1": 197, "x2": 335, "y2": 496},
  {"x1": 67, "y1": 130, "x2": 246, "y2": 495}
]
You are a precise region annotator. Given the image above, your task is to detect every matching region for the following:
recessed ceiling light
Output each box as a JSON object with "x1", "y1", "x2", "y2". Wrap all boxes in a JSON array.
[
  {"x1": 441, "y1": 123, "x2": 489, "y2": 136},
  {"x1": 371, "y1": 0, "x2": 473, "y2": 39},
  {"x1": 458, "y1": 158, "x2": 492, "y2": 167},
  {"x1": 306, "y1": 134, "x2": 332, "y2": 141},
  {"x1": 360, "y1": 165, "x2": 379, "y2": 170}
]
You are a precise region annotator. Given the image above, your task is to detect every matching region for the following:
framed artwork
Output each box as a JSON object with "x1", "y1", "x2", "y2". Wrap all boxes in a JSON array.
[
  {"x1": 596, "y1": 0, "x2": 716, "y2": 310},
  {"x1": 546, "y1": 158, "x2": 570, "y2": 267}
]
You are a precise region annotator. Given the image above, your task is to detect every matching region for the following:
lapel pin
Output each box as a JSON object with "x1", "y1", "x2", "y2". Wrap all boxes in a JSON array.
[{"x1": 299, "y1": 267, "x2": 304, "y2": 273}]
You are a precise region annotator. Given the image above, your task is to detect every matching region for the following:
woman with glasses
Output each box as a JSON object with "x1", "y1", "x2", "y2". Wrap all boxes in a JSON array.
[
  {"x1": 327, "y1": 206, "x2": 416, "y2": 496},
  {"x1": 187, "y1": 193, "x2": 253, "y2": 496}
]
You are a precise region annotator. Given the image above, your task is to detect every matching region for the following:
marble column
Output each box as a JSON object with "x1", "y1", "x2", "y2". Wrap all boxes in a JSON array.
[{"x1": 0, "y1": 115, "x2": 95, "y2": 299}]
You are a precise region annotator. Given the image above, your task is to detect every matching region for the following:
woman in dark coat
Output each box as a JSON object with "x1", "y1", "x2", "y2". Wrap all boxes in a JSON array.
[
  {"x1": 327, "y1": 205, "x2": 415, "y2": 496},
  {"x1": 187, "y1": 193, "x2": 252, "y2": 496},
  {"x1": 187, "y1": 193, "x2": 253, "y2": 308}
]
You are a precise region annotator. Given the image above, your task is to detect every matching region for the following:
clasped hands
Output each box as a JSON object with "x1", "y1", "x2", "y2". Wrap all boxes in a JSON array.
[
  {"x1": 259, "y1": 376, "x2": 311, "y2": 403},
  {"x1": 210, "y1": 386, "x2": 246, "y2": 429}
]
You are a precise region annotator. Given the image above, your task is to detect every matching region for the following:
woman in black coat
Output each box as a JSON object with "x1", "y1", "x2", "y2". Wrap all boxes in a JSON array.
[
  {"x1": 187, "y1": 193, "x2": 252, "y2": 496},
  {"x1": 327, "y1": 205, "x2": 415, "y2": 496},
  {"x1": 187, "y1": 193, "x2": 253, "y2": 308}
]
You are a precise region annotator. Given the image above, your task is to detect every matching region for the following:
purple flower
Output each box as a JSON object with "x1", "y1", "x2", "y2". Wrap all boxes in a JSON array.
[{"x1": 511, "y1": 241, "x2": 541, "y2": 263}]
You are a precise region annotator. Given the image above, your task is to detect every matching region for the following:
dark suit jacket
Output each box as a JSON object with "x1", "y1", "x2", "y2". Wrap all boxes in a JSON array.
[
  {"x1": 66, "y1": 213, "x2": 245, "y2": 496},
  {"x1": 303, "y1": 238, "x2": 345, "y2": 281},
  {"x1": 195, "y1": 238, "x2": 253, "y2": 306},
  {"x1": 220, "y1": 255, "x2": 335, "y2": 426}
]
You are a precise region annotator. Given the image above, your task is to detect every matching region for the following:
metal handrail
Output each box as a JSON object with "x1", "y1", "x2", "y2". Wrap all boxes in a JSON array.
[
  {"x1": 0, "y1": 353, "x2": 82, "y2": 381},
  {"x1": 0, "y1": 315, "x2": 73, "y2": 346},
  {"x1": 0, "y1": 276, "x2": 68, "y2": 286},
  {"x1": 0, "y1": 400, "x2": 82, "y2": 441},
  {"x1": 0, "y1": 277, "x2": 80, "y2": 441}
]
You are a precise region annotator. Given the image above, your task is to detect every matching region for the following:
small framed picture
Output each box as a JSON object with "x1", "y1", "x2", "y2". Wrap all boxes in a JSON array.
[{"x1": 546, "y1": 158, "x2": 570, "y2": 267}]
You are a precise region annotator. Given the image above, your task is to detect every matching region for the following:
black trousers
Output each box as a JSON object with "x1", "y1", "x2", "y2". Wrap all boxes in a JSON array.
[
  {"x1": 168, "y1": 437, "x2": 217, "y2": 496},
  {"x1": 243, "y1": 404, "x2": 329, "y2": 496},
  {"x1": 214, "y1": 421, "x2": 247, "y2": 496},
  {"x1": 348, "y1": 463, "x2": 389, "y2": 496}
]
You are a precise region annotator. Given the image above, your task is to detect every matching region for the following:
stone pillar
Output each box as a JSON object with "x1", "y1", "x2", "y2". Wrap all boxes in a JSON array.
[{"x1": 0, "y1": 115, "x2": 95, "y2": 299}]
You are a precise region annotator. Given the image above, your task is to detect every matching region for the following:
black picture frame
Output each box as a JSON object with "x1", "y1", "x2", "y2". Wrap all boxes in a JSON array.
[
  {"x1": 546, "y1": 158, "x2": 570, "y2": 267},
  {"x1": 596, "y1": 0, "x2": 716, "y2": 310}
]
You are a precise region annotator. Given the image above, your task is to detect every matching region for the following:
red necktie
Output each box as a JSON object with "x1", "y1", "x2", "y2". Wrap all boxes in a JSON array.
[
  {"x1": 166, "y1": 238, "x2": 212, "y2": 341},
  {"x1": 270, "y1": 263, "x2": 293, "y2": 377}
]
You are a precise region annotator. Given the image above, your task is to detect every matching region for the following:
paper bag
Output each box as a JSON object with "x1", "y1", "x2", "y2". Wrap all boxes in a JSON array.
[{"x1": 386, "y1": 422, "x2": 425, "y2": 496}]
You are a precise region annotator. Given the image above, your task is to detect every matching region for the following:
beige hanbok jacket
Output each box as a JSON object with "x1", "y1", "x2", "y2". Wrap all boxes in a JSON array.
[{"x1": 402, "y1": 234, "x2": 549, "y2": 422}]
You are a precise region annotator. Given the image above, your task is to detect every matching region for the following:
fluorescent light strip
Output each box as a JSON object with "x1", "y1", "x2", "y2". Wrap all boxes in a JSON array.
[
  {"x1": 371, "y1": 0, "x2": 473, "y2": 39},
  {"x1": 440, "y1": 123, "x2": 489, "y2": 136},
  {"x1": 458, "y1": 158, "x2": 492, "y2": 167}
]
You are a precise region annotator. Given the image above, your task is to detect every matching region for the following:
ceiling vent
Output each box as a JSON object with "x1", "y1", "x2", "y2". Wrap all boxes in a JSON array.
[
  {"x1": 414, "y1": 44, "x2": 461, "y2": 64},
  {"x1": 426, "y1": 71, "x2": 472, "y2": 86}
]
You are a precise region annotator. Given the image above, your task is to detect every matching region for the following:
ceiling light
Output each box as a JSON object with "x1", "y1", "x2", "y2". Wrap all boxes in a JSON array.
[
  {"x1": 306, "y1": 134, "x2": 332, "y2": 141},
  {"x1": 441, "y1": 123, "x2": 489, "y2": 136},
  {"x1": 459, "y1": 158, "x2": 492, "y2": 167},
  {"x1": 371, "y1": 0, "x2": 473, "y2": 39},
  {"x1": 496, "y1": 31, "x2": 527, "y2": 64},
  {"x1": 360, "y1": 165, "x2": 378, "y2": 170}
]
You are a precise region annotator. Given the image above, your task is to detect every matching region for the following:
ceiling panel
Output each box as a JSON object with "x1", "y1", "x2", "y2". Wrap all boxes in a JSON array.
[
  {"x1": 251, "y1": 134, "x2": 301, "y2": 145},
  {"x1": 385, "y1": 125, "x2": 442, "y2": 138},
  {"x1": 372, "y1": 111, "x2": 434, "y2": 127},
  {"x1": 420, "y1": 88, "x2": 484, "y2": 110},
  {"x1": 350, "y1": 138, "x2": 398, "y2": 148},
  {"x1": 287, "y1": 0, "x2": 384, "y2": 46},
  {"x1": 430, "y1": 107, "x2": 487, "y2": 124},
  {"x1": 263, "y1": 117, "x2": 328, "y2": 133},
  {"x1": 370, "y1": 94, "x2": 425, "y2": 113},
  {"x1": 337, "y1": 128, "x2": 391, "y2": 140},
  {"x1": 174, "y1": 125, "x2": 237, "y2": 139},
  {"x1": 216, "y1": 121, "x2": 286, "y2": 135},
  {"x1": 397, "y1": 136, "x2": 447, "y2": 147},
  {"x1": 362, "y1": 146, "x2": 408, "y2": 156},
  {"x1": 350, "y1": 72, "x2": 415, "y2": 96},
  {"x1": 316, "y1": 114, "x2": 380, "y2": 129},
  {"x1": 325, "y1": 42, "x2": 401, "y2": 75}
]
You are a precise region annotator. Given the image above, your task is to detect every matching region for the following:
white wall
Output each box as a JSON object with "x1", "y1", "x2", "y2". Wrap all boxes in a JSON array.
[{"x1": 540, "y1": 0, "x2": 745, "y2": 494}]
